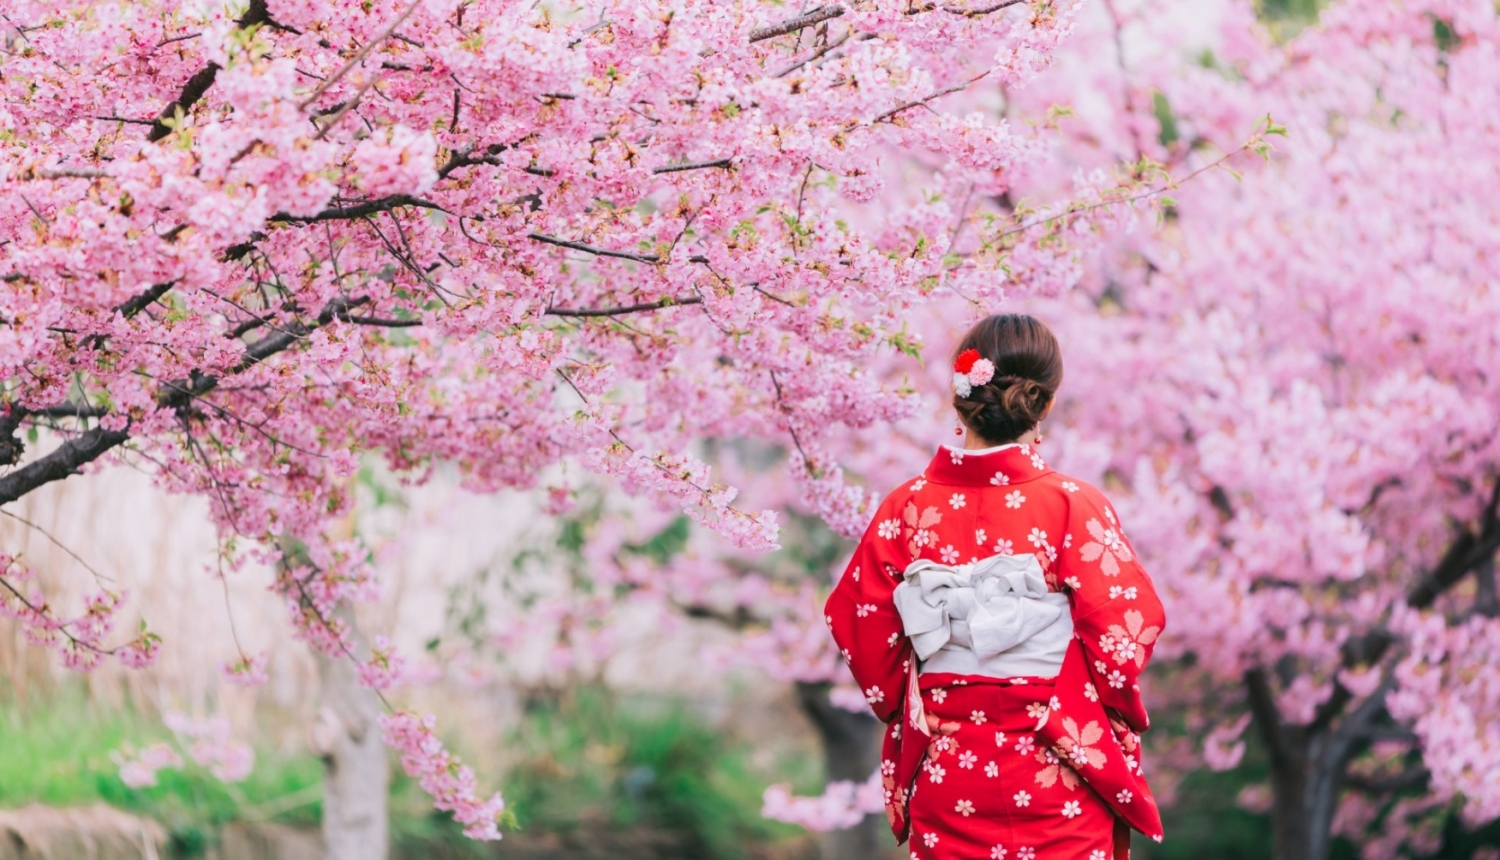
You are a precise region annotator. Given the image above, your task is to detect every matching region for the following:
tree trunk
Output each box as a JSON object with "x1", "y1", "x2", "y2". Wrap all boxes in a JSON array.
[
  {"x1": 794, "y1": 682, "x2": 887, "y2": 860},
  {"x1": 1248, "y1": 668, "x2": 1355, "y2": 860},
  {"x1": 1265, "y1": 729, "x2": 1343, "y2": 860},
  {"x1": 312, "y1": 635, "x2": 389, "y2": 860}
]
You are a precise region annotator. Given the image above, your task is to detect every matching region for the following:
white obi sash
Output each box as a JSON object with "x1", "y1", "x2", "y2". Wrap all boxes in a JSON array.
[{"x1": 892, "y1": 554, "x2": 1072, "y2": 679}]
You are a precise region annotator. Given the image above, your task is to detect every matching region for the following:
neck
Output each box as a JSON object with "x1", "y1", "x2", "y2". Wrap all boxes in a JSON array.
[{"x1": 961, "y1": 428, "x2": 1038, "y2": 451}]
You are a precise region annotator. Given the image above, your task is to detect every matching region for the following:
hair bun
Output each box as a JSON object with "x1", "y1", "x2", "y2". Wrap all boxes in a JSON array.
[
  {"x1": 996, "y1": 376, "x2": 1049, "y2": 424},
  {"x1": 950, "y1": 315, "x2": 1062, "y2": 444}
]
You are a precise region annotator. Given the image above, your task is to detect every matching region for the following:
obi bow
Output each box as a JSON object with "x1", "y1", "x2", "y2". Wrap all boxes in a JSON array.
[{"x1": 892, "y1": 553, "x2": 1061, "y2": 662}]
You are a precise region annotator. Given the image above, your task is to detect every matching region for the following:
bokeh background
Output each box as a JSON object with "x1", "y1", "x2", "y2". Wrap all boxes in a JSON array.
[{"x1": 3, "y1": 0, "x2": 1499, "y2": 858}]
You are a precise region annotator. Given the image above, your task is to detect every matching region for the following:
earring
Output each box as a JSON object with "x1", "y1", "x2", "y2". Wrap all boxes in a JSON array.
[
  {"x1": 954, "y1": 422, "x2": 964, "y2": 437},
  {"x1": 1034, "y1": 426, "x2": 1044, "y2": 445}
]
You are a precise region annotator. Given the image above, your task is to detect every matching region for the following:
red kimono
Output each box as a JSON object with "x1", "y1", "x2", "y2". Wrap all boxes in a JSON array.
[{"x1": 825, "y1": 444, "x2": 1166, "y2": 860}]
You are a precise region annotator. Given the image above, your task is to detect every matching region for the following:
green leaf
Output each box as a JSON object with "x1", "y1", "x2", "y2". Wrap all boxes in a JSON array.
[{"x1": 1152, "y1": 91, "x2": 1180, "y2": 147}]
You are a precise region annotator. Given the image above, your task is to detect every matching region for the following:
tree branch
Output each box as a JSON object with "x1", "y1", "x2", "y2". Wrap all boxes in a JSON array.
[
  {"x1": 652, "y1": 158, "x2": 734, "y2": 174},
  {"x1": 1345, "y1": 767, "x2": 1429, "y2": 795},
  {"x1": 940, "y1": 0, "x2": 1025, "y2": 14},
  {"x1": 271, "y1": 194, "x2": 446, "y2": 224},
  {"x1": 545, "y1": 296, "x2": 702, "y2": 317},
  {"x1": 143, "y1": 0, "x2": 275, "y2": 141},
  {"x1": 749, "y1": 6, "x2": 845, "y2": 43},
  {"x1": 338, "y1": 312, "x2": 423, "y2": 328},
  {"x1": 0, "y1": 426, "x2": 132, "y2": 506},
  {"x1": 871, "y1": 73, "x2": 987, "y2": 124},
  {"x1": 1407, "y1": 477, "x2": 1500, "y2": 608},
  {"x1": 0, "y1": 296, "x2": 363, "y2": 506},
  {"x1": 296, "y1": 0, "x2": 422, "y2": 111},
  {"x1": 29, "y1": 404, "x2": 111, "y2": 419},
  {"x1": 1307, "y1": 629, "x2": 1395, "y2": 735},
  {"x1": 146, "y1": 63, "x2": 222, "y2": 142},
  {"x1": 1245, "y1": 667, "x2": 1293, "y2": 770},
  {"x1": 527, "y1": 233, "x2": 662, "y2": 264},
  {"x1": 114, "y1": 281, "x2": 177, "y2": 318}
]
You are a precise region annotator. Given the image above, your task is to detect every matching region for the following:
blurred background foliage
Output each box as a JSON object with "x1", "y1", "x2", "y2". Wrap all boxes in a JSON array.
[
  {"x1": 18, "y1": 3, "x2": 1500, "y2": 859},
  {"x1": 0, "y1": 682, "x2": 819, "y2": 859}
]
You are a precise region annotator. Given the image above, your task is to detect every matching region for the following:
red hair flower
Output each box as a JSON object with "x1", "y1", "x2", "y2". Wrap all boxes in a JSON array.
[{"x1": 952, "y1": 350, "x2": 996, "y2": 398}]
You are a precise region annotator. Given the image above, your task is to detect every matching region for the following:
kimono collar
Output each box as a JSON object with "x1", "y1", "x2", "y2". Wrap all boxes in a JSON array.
[{"x1": 922, "y1": 443, "x2": 1052, "y2": 487}]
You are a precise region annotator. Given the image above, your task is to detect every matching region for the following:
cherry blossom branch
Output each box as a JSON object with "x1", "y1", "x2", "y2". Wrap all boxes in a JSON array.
[
  {"x1": 115, "y1": 282, "x2": 178, "y2": 319},
  {"x1": 297, "y1": 1, "x2": 423, "y2": 111},
  {"x1": 18, "y1": 166, "x2": 111, "y2": 180},
  {"x1": 144, "y1": 0, "x2": 274, "y2": 141},
  {"x1": 527, "y1": 233, "x2": 714, "y2": 266},
  {"x1": 985, "y1": 131, "x2": 1269, "y2": 244},
  {"x1": 870, "y1": 73, "x2": 989, "y2": 124},
  {"x1": 311, "y1": 74, "x2": 380, "y2": 141},
  {"x1": 0, "y1": 297, "x2": 365, "y2": 505},
  {"x1": 749, "y1": 6, "x2": 845, "y2": 43},
  {"x1": 936, "y1": 0, "x2": 1025, "y2": 15},
  {"x1": 1406, "y1": 477, "x2": 1500, "y2": 608},
  {"x1": 751, "y1": 0, "x2": 1021, "y2": 47},
  {"x1": 147, "y1": 64, "x2": 224, "y2": 142},
  {"x1": 1249, "y1": 480, "x2": 1498, "y2": 752},
  {"x1": 272, "y1": 194, "x2": 446, "y2": 224},
  {"x1": 545, "y1": 296, "x2": 703, "y2": 317},
  {"x1": 652, "y1": 158, "x2": 735, "y2": 174},
  {"x1": 29, "y1": 404, "x2": 110, "y2": 419},
  {"x1": 0, "y1": 425, "x2": 132, "y2": 506},
  {"x1": 0, "y1": 574, "x2": 105, "y2": 654},
  {"x1": 0, "y1": 509, "x2": 113, "y2": 585},
  {"x1": 774, "y1": 31, "x2": 854, "y2": 78},
  {"x1": 768, "y1": 370, "x2": 816, "y2": 473},
  {"x1": 338, "y1": 313, "x2": 424, "y2": 328},
  {"x1": 527, "y1": 233, "x2": 661, "y2": 264},
  {"x1": 555, "y1": 369, "x2": 777, "y2": 549}
]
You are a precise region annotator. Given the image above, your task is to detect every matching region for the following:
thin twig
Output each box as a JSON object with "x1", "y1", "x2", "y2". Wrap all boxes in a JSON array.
[
  {"x1": 990, "y1": 141, "x2": 1257, "y2": 242},
  {"x1": 939, "y1": 0, "x2": 1025, "y2": 15},
  {"x1": 775, "y1": 31, "x2": 852, "y2": 78},
  {"x1": 155, "y1": 32, "x2": 203, "y2": 47},
  {"x1": 528, "y1": 233, "x2": 662, "y2": 264},
  {"x1": 312, "y1": 74, "x2": 379, "y2": 140},
  {"x1": 22, "y1": 167, "x2": 109, "y2": 180},
  {"x1": 298, "y1": 0, "x2": 422, "y2": 111},
  {"x1": 0, "y1": 509, "x2": 114, "y2": 584},
  {"x1": 871, "y1": 73, "x2": 988, "y2": 124}
]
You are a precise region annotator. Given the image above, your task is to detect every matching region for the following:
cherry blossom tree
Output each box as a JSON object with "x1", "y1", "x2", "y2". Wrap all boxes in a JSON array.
[
  {"x1": 1001, "y1": 0, "x2": 1500, "y2": 857},
  {"x1": 0, "y1": 0, "x2": 1167, "y2": 840}
]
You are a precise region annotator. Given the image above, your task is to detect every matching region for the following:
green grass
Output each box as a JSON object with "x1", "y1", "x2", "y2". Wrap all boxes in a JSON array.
[
  {"x1": 0, "y1": 685, "x2": 814, "y2": 859},
  {"x1": 489, "y1": 687, "x2": 813, "y2": 859},
  {"x1": 0, "y1": 693, "x2": 323, "y2": 854}
]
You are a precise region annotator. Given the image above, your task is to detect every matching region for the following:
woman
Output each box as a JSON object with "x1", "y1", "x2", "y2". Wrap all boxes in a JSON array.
[{"x1": 825, "y1": 314, "x2": 1166, "y2": 860}]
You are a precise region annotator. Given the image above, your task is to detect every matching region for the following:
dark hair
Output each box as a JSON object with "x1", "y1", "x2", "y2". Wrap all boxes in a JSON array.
[{"x1": 952, "y1": 314, "x2": 1063, "y2": 444}]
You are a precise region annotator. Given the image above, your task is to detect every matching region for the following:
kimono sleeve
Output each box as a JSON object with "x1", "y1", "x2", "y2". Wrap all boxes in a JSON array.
[
  {"x1": 1060, "y1": 485, "x2": 1166, "y2": 732},
  {"x1": 823, "y1": 493, "x2": 913, "y2": 725}
]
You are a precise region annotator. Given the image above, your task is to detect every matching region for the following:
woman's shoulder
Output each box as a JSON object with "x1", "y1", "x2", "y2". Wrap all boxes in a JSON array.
[
  {"x1": 1035, "y1": 469, "x2": 1122, "y2": 521},
  {"x1": 872, "y1": 473, "x2": 929, "y2": 515}
]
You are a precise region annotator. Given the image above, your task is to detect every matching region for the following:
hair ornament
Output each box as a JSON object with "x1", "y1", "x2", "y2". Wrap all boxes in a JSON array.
[{"x1": 952, "y1": 349, "x2": 996, "y2": 399}]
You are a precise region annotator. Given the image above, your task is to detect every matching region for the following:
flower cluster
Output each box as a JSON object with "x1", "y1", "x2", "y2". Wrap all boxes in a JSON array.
[
  {"x1": 952, "y1": 349, "x2": 997, "y2": 399},
  {"x1": 380, "y1": 712, "x2": 507, "y2": 840},
  {"x1": 114, "y1": 713, "x2": 254, "y2": 788},
  {"x1": 761, "y1": 770, "x2": 884, "y2": 831}
]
